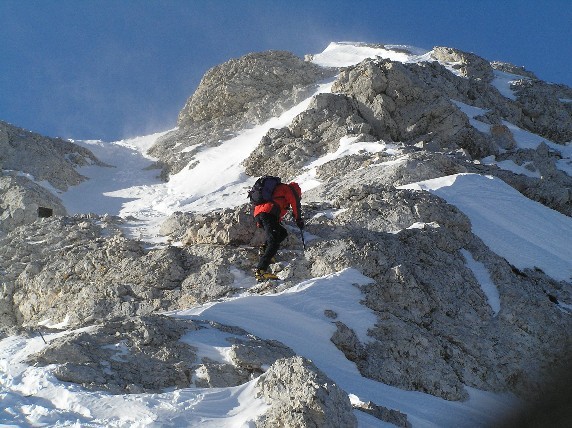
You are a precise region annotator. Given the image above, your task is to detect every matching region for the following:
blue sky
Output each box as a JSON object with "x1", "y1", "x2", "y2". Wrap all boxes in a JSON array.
[{"x1": 1, "y1": 0, "x2": 571, "y2": 142}]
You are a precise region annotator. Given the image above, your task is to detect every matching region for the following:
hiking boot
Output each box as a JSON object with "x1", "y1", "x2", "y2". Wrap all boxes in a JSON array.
[{"x1": 254, "y1": 269, "x2": 279, "y2": 282}]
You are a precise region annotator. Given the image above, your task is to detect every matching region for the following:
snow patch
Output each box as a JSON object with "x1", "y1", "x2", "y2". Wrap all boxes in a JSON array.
[
  {"x1": 461, "y1": 249, "x2": 501, "y2": 316},
  {"x1": 401, "y1": 173, "x2": 572, "y2": 282}
]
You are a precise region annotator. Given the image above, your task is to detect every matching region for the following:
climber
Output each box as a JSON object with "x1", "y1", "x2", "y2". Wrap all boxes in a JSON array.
[{"x1": 250, "y1": 177, "x2": 304, "y2": 282}]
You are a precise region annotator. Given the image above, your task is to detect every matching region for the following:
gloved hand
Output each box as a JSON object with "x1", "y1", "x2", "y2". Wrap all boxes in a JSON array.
[{"x1": 296, "y1": 218, "x2": 305, "y2": 229}]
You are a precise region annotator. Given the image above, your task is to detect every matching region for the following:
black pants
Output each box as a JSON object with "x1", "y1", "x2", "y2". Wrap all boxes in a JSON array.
[{"x1": 256, "y1": 212, "x2": 288, "y2": 270}]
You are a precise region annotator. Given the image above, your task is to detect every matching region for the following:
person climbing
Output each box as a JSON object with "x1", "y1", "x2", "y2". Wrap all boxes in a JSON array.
[{"x1": 249, "y1": 176, "x2": 304, "y2": 282}]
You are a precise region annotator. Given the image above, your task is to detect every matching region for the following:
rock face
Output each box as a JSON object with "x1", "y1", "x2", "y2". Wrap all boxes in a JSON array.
[
  {"x1": 0, "y1": 174, "x2": 67, "y2": 232},
  {"x1": 0, "y1": 120, "x2": 104, "y2": 191},
  {"x1": 28, "y1": 315, "x2": 300, "y2": 395},
  {"x1": 0, "y1": 214, "x2": 272, "y2": 333},
  {"x1": 177, "y1": 50, "x2": 333, "y2": 127},
  {"x1": 255, "y1": 356, "x2": 357, "y2": 428},
  {"x1": 148, "y1": 51, "x2": 336, "y2": 178},
  {"x1": 2, "y1": 42, "x2": 572, "y2": 423}
]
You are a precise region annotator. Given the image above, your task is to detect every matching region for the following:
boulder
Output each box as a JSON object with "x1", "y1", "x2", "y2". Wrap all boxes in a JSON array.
[
  {"x1": 255, "y1": 356, "x2": 357, "y2": 428},
  {"x1": 0, "y1": 174, "x2": 67, "y2": 232}
]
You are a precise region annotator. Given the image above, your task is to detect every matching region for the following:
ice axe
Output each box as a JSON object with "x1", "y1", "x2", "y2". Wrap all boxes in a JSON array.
[{"x1": 298, "y1": 224, "x2": 306, "y2": 250}]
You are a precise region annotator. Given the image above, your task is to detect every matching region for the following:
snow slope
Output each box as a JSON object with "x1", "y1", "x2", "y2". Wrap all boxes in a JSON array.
[
  {"x1": 0, "y1": 270, "x2": 519, "y2": 427},
  {"x1": 2, "y1": 42, "x2": 571, "y2": 427},
  {"x1": 401, "y1": 173, "x2": 572, "y2": 282}
]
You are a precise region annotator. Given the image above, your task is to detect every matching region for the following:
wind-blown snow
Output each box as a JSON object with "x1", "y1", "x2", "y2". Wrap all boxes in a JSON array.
[
  {"x1": 491, "y1": 70, "x2": 522, "y2": 100},
  {"x1": 310, "y1": 41, "x2": 426, "y2": 67}
]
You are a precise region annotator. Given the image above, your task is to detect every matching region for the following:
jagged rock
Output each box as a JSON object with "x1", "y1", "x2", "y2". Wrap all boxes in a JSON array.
[
  {"x1": 330, "y1": 321, "x2": 366, "y2": 362},
  {"x1": 161, "y1": 207, "x2": 266, "y2": 246},
  {"x1": 0, "y1": 120, "x2": 105, "y2": 191},
  {"x1": 331, "y1": 58, "x2": 497, "y2": 158},
  {"x1": 490, "y1": 124, "x2": 517, "y2": 150},
  {"x1": 353, "y1": 401, "x2": 411, "y2": 428},
  {"x1": 510, "y1": 79, "x2": 572, "y2": 143},
  {"x1": 1, "y1": 215, "x2": 274, "y2": 333},
  {"x1": 490, "y1": 61, "x2": 538, "y2": 79},
  {"x1": 1, "y1": 216, "x2": 193, "y2": 330},
  {"x1": 193, "y1": 360, "x2": 251, "y2": 388},
  {"x1": 28, "y1": 315, "x2": 199, "y2": 394},
  {"x1": 177, "y1": 51, "x2": 332, "y2": 127},
  {"x1": 243, "y1": 93, "x2": 375, "y2": 178},
  {"x1": 430, "y1": 46, "x2": 495, "y2": 81},
  {"x1": 228, "y1": 337, "x2": 296, "y2": 371},
  {"x1": 300, "y1": 180, "x2": 571, "y2": 400},
  {"x1": 255, "y1": 356, "x2": 357, "y2": 428},
  {"x1": 0, "y1": 174, "x2": 67, "y2": 232},
  {"x1": 148, "y1": 51, "x2": 336, "y2": 178}
]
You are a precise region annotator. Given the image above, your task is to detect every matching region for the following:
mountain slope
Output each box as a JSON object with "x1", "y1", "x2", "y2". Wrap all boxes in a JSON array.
[{"x1": 1, "y1": 41, "x2": 571, "y2": 427}]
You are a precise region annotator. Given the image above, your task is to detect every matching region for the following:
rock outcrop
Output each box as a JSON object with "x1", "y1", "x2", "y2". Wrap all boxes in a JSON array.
[
  {"x1": 255, "y1": 356, "x2": 357, "y2": 428},
  {"x1": 28, "y1": 315, "x2": 198, "y2": 394},
  {"x1": 148, "y1": 51, "x2": 336, "y2": 178},
  {"x1": 0, "y1": 174, "x2": 67, "y2": 233},
  {"x1": 0, "y1": 120, "x2": 104, "y2": 191}
]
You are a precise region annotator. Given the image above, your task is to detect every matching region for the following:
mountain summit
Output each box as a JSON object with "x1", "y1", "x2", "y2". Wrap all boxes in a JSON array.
[{"x1": 1, "y1": 42, "x2": 571, "y2": 427}]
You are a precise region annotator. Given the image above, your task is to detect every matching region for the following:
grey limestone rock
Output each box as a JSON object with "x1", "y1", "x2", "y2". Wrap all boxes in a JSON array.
[
  {"x1": 148, "y1": 51, "x2": 336, "y2": 179},
  {"x1": 0, "y1": 174, "x2": 67, "y2": 232},
  {"x1": 28, "y1": 315, "x2": 199, "y2": 394},
  {"x1": 510, "y1": 79, "x2": 572, "y2": 143},
  {"x1": 0, "y1": 120, "x2": 105, "y2": 191},
  {"x1": 228, "y1": 337, "x2": 296, "y2": 372},
  {"x1": 243, "y1": 92, "x2": 374, "y2": 179},
  {"x1": 177, "y1": 50, "x2": 333, "y2": 127},
  {"x1": 255, "y1": 356, "x2": 357, "y2": 428},
  {"x1": 353, "y1": 401, "x2": 411, "y2": 428},
  {"x1": 2, "y1": 43, "x2": 572, "y2": 409},
  {"x1": 193, "y1": 360, "x2": 251, "y2": 388},
  {"x1": 430, "y1": 46, "x2": 495, "y2": 81}
]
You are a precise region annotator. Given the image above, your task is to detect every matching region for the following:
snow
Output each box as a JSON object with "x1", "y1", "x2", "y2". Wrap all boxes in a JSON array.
[
  {"x1": 461, "y1": 249, "x2": 501, "y2": 316},
  {"x1": 481, "y1": 156, "x2": 541, "y2": 178},
  {"x1": 310, "y1": 41, "x2": 425, "y2": 68},
  {"x1": 401, "y1": 173, "x2": 572, "y2": 282},
  {"x1": 2, "y1": 41, "x2": 568, "y2": 427},
  {"x1": 491, "y1": 70, "x2": 523, "y2": 100}
]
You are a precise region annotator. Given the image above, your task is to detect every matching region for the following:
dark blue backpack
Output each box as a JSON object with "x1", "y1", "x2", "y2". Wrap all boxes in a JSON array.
[{"x1": 248, "y1": 176, "x2": 281, "y2": 204}]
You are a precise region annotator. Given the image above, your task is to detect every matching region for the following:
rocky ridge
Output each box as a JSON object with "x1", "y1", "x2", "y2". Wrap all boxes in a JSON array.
[
  {"x1": 1, "y1": 43, "x2": 571, "y2": 426},
  {"x1": 148, "y1": 50, "x2": 337, "y2": 179}
]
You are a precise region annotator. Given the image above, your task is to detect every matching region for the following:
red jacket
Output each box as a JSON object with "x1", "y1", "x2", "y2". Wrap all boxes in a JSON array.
[{"x1": 253, "y1": 182, "x2": 302, "y2": 222}]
